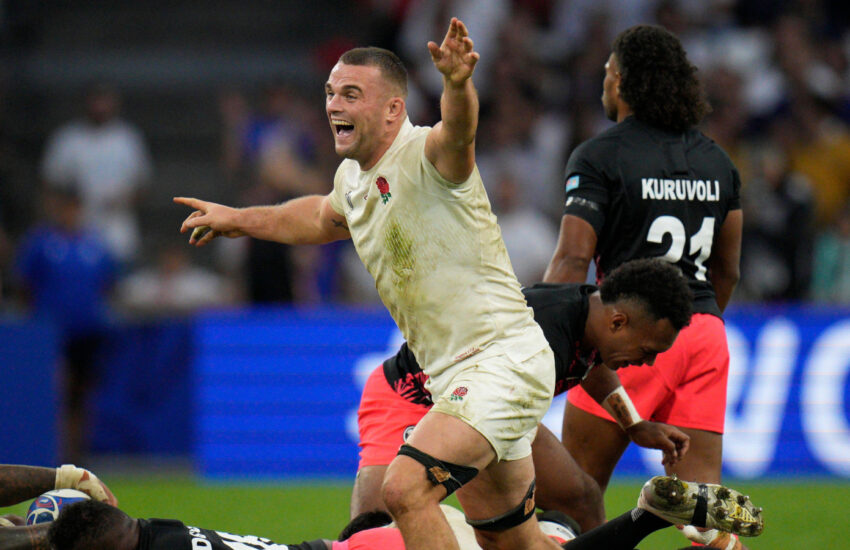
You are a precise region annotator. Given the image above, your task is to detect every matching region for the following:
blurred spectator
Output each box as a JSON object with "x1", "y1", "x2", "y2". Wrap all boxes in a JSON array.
[
  {"x1": 14, "y1": 187, "x2": 117, "y2": 463},
  {"x1": 490, "y1": 170, "x2": 558, "y2": 286},
  {"x1": 117, "y1": 245, "x2": 237, "y2": 315},
  {"x1": 40, "y1": 82, "x2": 152, "y2": 265},
  {"x1": 227, "y1": 83, "x2": 334, "y2": 304},
  {"x1": 397, "y1": 0, "x2": 510, "y2": 108},
  {"x1": 772, "y1": 93, "x2": 850, "y2": 227},
  {"x1": 739, "y1": 144, "x2": 814, "y2": 302},
  {"x1": 811, "y1": 202, "x2": 850, "y2": 303},
  {"x1": 477, "y1": 71, "x2": 570, "y2": 222}
]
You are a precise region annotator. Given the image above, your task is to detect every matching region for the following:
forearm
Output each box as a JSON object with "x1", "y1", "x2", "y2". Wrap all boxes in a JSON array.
[
  {"x1": 0, "y1": 526, "x2": 51, "y2": 550},
  {"x1": 439, "y1": 79, "x2": 478, "y2": 148},
  {"x1": 709, "y1": 267, "x2": 739, "y2": 313},
  {"x1": 543, "y1": 253, "x2": 591, "y2": 283},
  {"x1": 236, "y1": 196, "x2": 335, "y2": 245},
  {"x1": 580, "y1": 367, "x2": 642, "y2": 430},
  {"x1": 0, "y1": 466, "x2": 54, "y2": 507}
]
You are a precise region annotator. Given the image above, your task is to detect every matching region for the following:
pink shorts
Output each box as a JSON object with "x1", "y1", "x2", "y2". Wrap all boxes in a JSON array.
[
  {"x1": 357, "y1": 365, "x2": 431, "y2": 469},
  {"x1": 568, "y1": 313, "x2": 729, "y2": 433},
  {"x1": 333, "y1": 527, "x2": 405, "y2": 550}
]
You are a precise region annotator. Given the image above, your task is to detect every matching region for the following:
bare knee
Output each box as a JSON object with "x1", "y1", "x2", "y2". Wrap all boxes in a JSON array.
[{"x1": 381, "y1": 460, "x2": 439, "y2": 517}]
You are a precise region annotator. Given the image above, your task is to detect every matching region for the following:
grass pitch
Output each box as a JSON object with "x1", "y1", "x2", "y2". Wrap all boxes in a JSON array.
[{"x1": 2, "y1": 475, "x2": 846, "y2": 548}]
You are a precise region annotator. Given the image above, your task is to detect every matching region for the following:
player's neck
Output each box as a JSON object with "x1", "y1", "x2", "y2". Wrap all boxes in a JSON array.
[{"x1": 616, "y1": 102, "x2": 633, "y2": 123}]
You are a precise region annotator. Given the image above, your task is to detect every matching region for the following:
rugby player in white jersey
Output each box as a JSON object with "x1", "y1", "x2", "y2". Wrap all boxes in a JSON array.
[{"x1": 177, "y1": 18, "x2": 561, "y2": 550}]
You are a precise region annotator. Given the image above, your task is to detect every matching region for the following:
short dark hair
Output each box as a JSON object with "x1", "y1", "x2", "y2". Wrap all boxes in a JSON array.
[
  {"x1": 613, "y1": 25, "x2": 710, "y2": 132},
  {"x1": 339, "y1": 47, "x2": 408, "y2": 97},
  {"x1": 337, "y1": 510, "x2": 393, "y2": 541},
  {"x1": 600, "y1": 258, "x2": 693, "y2": 330},
  {"x1": 48, "y1": 500, "x2": 129, "y2": 550}
]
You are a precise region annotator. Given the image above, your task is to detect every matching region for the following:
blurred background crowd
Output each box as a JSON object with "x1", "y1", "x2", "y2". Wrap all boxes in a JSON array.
[
  {"x1": 2, "y1": 0, "x2": 850, "y2": 318},
  {"x1": 3, "y1": 0, "x2": 850, "y2": 319}
]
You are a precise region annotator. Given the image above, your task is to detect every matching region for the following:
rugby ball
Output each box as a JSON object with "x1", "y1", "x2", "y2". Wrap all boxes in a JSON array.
[{"x1": 26, "y1": 489, "x2": 91, "y2": 525}]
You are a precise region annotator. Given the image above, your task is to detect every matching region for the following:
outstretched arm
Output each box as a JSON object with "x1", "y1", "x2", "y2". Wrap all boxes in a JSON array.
[
  {"x1": 175, "y1": 194, "x2": 350, "y2": 247},
  {"x1": 424, "y1": 17, "x2": 480, "y2": 183}
]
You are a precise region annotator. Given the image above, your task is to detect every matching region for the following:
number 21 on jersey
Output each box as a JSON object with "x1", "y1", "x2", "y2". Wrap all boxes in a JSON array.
[{"x1": 647, "y1": 215, "x2": 715, "y2": 281}]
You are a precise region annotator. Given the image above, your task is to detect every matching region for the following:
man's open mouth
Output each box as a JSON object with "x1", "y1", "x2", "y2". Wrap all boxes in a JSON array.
[{"x1": 332, "y1": 119, "x2": 355, "y2": 136}]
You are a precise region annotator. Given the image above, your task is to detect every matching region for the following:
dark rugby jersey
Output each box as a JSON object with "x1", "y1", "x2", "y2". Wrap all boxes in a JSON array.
[
  {"x1": 562, "y1": 116, "x2": 741, "y2": 316},
  {"x1": 138, "y1": 518, "x2": 325, "y2": 550},
  {"x1": 383, "y1": 284, "x2": 601, "y2": 404}
]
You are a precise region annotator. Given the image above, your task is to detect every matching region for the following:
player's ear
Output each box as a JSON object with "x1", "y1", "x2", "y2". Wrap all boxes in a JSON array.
[
  {"x1": 610, "y1": 310, "x2": 628, "y2": 332},
  {"x1": 386, "y1": 97, "x2": 405, "y2": 121}
]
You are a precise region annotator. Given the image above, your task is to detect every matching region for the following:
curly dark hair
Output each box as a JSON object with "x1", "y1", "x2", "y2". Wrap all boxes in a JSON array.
[
  {"x1": 48, "y1": 500, "x2": 129, "y2": 550},
  {"x1": 613, "y1": 25, "x2": 710, "y2": 132},
  {"x1": 600, "y1": 258, "x2": 693, "y2": 330},
  {"x1": 339, "y1": 47, "x2": 408, "y2": 98}
]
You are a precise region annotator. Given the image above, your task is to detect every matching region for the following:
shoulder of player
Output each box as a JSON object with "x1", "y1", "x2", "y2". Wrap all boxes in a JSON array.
[
  {"x1": 569, "y1": 125, "x2": 626, "y2": 161},
  {"x1": 686, "y1": 129, "x2": 739, "y2": 170}
]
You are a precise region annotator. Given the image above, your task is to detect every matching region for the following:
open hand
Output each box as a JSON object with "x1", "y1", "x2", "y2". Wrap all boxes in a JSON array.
[{"x1": 428, "y1": 18, "x2": 480, "y2": 86}]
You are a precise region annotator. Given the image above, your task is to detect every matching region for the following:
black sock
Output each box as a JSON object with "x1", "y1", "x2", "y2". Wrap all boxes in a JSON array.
[{"x1": 563, "y1": 509, "x2": 671, "y2": 550}]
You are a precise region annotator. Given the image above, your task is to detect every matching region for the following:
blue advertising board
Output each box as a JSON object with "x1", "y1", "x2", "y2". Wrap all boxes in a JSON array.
[{"x1": 195, "y1": 305, "x2": 850, "y2": 479}]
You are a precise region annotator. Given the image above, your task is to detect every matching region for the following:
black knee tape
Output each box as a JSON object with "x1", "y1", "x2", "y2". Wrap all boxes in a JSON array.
[
  {"x1": 397, "y1": 444, "x2": 479, "y2": 497},
  {"x1": 466, "y1": 480, "x2": 537, "y2": 532}
]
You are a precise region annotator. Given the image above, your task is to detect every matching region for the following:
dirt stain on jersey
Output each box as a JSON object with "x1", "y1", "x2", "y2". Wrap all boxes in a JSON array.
[{"x1": 385, "y1": 220, "x2": 415, "y2": 286}]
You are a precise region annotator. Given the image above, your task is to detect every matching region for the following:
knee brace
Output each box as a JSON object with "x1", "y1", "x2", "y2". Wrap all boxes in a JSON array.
[
  {"x1": 397, "y1": 444, "x2": 479, "y2": 497},
  {"x1": 466, "y1": 480, "x2": 537, "y2": 532}
]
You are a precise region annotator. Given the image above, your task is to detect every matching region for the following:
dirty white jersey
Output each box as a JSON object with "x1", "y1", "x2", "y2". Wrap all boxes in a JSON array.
[{"x1": 329, "y1": 118, "x2": 548, "y2": 382}]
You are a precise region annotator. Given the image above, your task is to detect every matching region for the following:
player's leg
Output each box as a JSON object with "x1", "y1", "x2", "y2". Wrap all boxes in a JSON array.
[
  {"x1": 456, "y1": 455, "x2": 561, "y2": 550},
  {"x1": 382, "y1": 346, "x2": 556, "y2": 550},
  {"x1": 351, "y1": 466, "x2": 388, "y2": 518},
  {"x1": 381, "y1": 409, "x2": 496, "y2": 550},
  {"x1": 352, "y1": 365, "x2": 429, "y2": 518},
  {"x1": 562, "y1": 474, "x2": 764, "y2": 550},
  {"x1": 531, "y1": 423, "x2": 606, "y2": 531},
  {"x1": 561, "y1": 403, "x2": 630, "y2": 492},
  {"x1": 651, "y1": 315, "x2": 737, "y2": 549}
]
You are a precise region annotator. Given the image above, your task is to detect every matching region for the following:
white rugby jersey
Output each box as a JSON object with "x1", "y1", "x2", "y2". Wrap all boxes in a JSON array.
[{"x1": 329, "y1": 118, "x2": 547, "y2": 381}]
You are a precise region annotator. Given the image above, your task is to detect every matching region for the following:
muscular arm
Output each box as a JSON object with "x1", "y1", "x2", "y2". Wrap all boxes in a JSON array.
[
  {"x1": 707, "y1": 209, "x2": 742, "y2": 312},
  {"x1": 175, "y1": 194, "x2": 350, "y2": 247},
  {"x1": 424, "y1": 18, "x2": 479, "y2": 183},
  {"x1": 543, "y1": 215, "x2": 597, "y2": 283},
  {"x1": 0, "y1": 466, "x2": 55, "y2": 507},
  {"x1": 0, "y1": 525, "x2": 51, "y2": 550}
]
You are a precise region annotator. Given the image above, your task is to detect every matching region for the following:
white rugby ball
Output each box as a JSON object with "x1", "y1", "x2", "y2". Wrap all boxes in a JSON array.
[{"x1": 26, "y1": 489, "x2": 91, "y2": 525}]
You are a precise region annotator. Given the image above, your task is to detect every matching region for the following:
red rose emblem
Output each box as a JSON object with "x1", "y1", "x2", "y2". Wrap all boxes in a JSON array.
[
  {"x1": 376, "y1": 177, "x2": 390, "y2": 194},
  {"x1": 376, "y1": 177, "x2": 392, "y2": 203}
]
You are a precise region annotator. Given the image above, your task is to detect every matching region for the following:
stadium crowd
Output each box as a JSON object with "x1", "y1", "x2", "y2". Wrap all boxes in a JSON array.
[{"x1": 0, "y1": 1, "x2": 849, "y2": 310}]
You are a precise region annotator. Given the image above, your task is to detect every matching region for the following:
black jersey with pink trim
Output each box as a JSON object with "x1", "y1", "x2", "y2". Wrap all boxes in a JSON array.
[
  {"x1": 138, "y1": 518, "x2": 325, "y2": 550},
  {"x1": 562, "y1": 116, "x2": 741, "y2": 317},
  {"x1": 382, "y1": 283, "x2": 601, "y2": 404}
]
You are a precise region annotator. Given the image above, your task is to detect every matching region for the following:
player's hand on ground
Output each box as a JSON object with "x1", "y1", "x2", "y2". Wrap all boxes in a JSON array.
[
  {"x1": 626, "y1": 421, "x2": 690, "y2": 466},
  {"x1": 174, "y1": 197, "x2": 246, "y2": 246},
  {"x1": 428, "y1": 18, "x2": 479, "y2": 86},
  {"x1": 54, "y1": 465, "x2": 118, "y2": 506}
]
